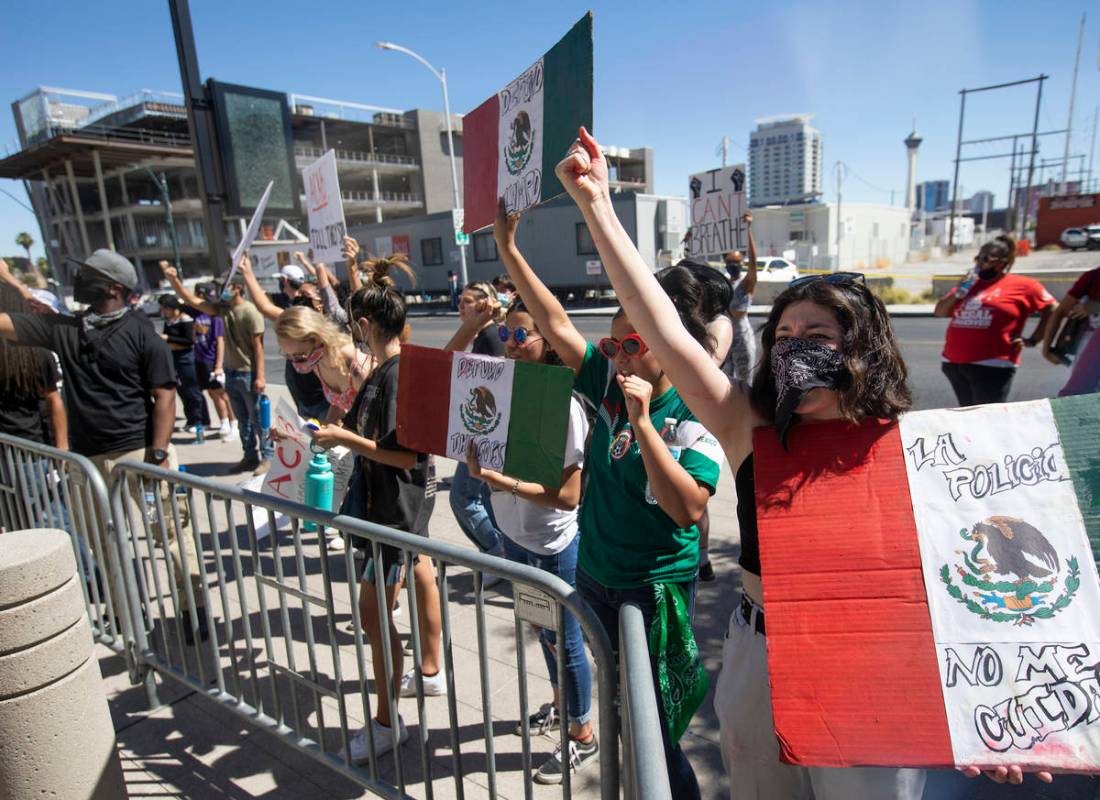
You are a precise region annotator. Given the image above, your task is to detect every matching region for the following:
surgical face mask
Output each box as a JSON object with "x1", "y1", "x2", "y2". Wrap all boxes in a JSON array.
[
  {"x1": 73, "y1": 270, "x2": 115, "y2": 305},
  {"x1": 769, "y1": 337, "x2": 850, "y2": 447}
]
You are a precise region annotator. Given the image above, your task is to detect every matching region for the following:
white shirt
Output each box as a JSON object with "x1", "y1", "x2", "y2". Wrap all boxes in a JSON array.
[{"x1": 490, "y1": 396, "x2": 588, "y2": 556}]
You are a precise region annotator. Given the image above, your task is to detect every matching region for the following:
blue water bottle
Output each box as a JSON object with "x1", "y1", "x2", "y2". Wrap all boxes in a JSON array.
[
  {"x1": 302, "y1": 447, "x2": 334, "y2": 533},
  {"x1": 194, "y1": 423, "x2": 204, "y2": 444},
  {"x1": 258, "y1": 393, "x2": 271, "y2": 442}
]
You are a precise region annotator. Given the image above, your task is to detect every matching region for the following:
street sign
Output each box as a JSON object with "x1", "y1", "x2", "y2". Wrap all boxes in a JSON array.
[
  {"x1": 452, "y1": 208, "x2": 470, "y2": 245},
  {"x1": 585, "y1": 259, "x2": 602, "y2": 276}
]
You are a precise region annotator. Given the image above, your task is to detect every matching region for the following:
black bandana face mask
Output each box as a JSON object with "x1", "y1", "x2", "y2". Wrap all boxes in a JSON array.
[
  {"x1": 770, "y1": 337, "x2": 850, "y2": 447},
  {"x1": 73, "y1": 271, "x2": 114, "y2": 306}
]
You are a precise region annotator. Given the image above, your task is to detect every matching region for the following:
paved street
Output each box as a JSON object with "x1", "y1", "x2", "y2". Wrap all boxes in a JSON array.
[{"x1": 268, "y1": 314, "x2": 1069, "y2": 412}]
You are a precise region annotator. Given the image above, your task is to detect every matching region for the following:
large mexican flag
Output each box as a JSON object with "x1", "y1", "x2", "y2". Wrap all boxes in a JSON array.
[
  {"x1": 755, "y1": 394, "x2": 1100, "y2": 772},
  {"x1": 395, "y1": 344, "x2": 575, "y2": 487},
  {"x1": 461, "y1": 13, "x2": 593, "y2": 234}
]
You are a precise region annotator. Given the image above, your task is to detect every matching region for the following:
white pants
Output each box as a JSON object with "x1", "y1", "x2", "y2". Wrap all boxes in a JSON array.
[{"x1": 713, "y1": 597, "x2": 926, "y2": 800}]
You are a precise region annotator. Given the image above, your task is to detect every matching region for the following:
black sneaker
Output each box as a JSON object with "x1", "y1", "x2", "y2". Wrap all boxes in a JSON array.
[
  {"x1": 181, "y1": 607, "x2": 210, "y2": 646},
  {"x1": 534, "y1": 736, "x2": 599, "y2": 785},
  {"x1": 230, "y1": 456, "x2": 261, "y2": 474},
  {"x1": 698, "y1": 560, "x2": 716, "y2": 582},
  {"x1": 515, "y1": 703, "x2": 560, "y2": 736}
]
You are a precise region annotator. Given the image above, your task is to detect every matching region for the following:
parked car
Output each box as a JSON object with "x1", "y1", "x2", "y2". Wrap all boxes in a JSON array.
[
  {"x1": 756, "y1": 257, "x2": 800, "y2": 283},
  {"x1": 1087, "y1": 225, "x2": 1100, "y2": 250},
  {"x1": 1061, "y1": 228, "x2": 1090, "y2": 250}
]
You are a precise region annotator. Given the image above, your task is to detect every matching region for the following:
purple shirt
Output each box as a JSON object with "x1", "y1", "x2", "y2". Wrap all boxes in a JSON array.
[{"x1": 192, "y1": 313, "x2": 222, "y2": 365}]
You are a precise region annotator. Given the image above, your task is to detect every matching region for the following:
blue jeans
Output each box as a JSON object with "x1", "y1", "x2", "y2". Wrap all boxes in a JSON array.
[
  {"x1": 502, "y1": 535, "x2": 592, "y2": 726},
  {"x1": 449, "y1": 462, "x2": 503, "y2": 553},
  {"x1": 225, "y1": 369, "x2": 273, "y2": 462},
  {"x1": 576, "y1": 564, "x2": 701, "y2": 800}
]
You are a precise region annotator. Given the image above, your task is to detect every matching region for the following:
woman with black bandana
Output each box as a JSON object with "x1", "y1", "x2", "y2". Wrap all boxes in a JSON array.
[{"x1": 554, "y1": 128, "x2": 934, "y2": 798}]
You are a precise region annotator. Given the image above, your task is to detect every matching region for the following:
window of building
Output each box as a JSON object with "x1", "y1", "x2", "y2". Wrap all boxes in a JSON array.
[
  {"x1": 473, "y1": 232, "x2": 498, "y2": 262},
  {"x1": 576, "y1": 222, "x2": 597, "y2": 255},
  {"x1": 421, "y1": 236, "x2": 444, "y2": 266}
]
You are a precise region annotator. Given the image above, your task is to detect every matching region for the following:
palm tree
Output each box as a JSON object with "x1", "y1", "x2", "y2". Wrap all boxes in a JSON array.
[{"x1": 15, "y1": 231, "x2": 33, "y2": 262}]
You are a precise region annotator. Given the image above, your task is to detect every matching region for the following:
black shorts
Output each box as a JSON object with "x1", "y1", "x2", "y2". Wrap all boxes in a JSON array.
[{"x1": 196, "y1": 361, "x2": 221, "y2": 391}]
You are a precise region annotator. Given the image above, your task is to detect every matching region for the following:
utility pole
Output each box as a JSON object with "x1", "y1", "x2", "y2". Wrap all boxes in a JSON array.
[
  {"x1": 834, "y1": 161, "x2": 845, "y2": 272},
  {"x1": 949, "y1": 90, "x2": 967, "y2": 253},
  {"x1": 1089, "y1": 105, "x2": 1098, "y2": 193},
  {"x1": 719, "y1": 136, "x2": 729, "y2": 167},
  {"x1": 1062, "y1": 12, "x2": 1086, "y2": 193},
  {"x1": 1020, "y1": 77, "x2": 1047, "y2": 240}
]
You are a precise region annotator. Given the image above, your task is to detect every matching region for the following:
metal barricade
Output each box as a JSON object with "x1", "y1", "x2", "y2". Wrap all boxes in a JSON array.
[
  {"x1": 0, "y1": 433, "x2": 140, "y2": 671},
  {"x1": 110, "y1": 459, "x2": 620, "y2": 800},
  {"x1": 618, "y1": 604, "x2": 672, "y2": 800}
]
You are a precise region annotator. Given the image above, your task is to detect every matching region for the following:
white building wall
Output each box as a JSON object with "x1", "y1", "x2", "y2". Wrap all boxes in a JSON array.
[{"x1": 752, "y1": 202, "x2": 911, "y2": 271}]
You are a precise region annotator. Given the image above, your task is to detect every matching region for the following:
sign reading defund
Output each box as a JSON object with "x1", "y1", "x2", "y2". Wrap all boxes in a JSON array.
[
  {"x1": 900, "y1": 397, "x2": 1100, "y2": 770},
  {"x1": 395, "y1": 344, "x2": 574, "y2": 487},
  {"x1": 686, "y1": 165, "x2": 747, "y2": 259},
  {"x1": 461, "y1": 13, "x2": 592, "y2": 234},
  {"x1": 302, "y1": 150, "x2": 346, "y2": 265}
]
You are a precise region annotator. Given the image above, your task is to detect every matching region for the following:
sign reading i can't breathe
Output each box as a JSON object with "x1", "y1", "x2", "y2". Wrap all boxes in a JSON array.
[
  {"x1": 302, "y1": 150, "x2": 346, "y2": 265},
  {"x1": 686, "y1": 165, "x2": 747, "y2": 259}
]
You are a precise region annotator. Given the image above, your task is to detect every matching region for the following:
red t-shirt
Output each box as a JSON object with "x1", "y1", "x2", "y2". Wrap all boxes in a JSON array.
[
  {"x1": 943, "y1": 273, "x2": 1055, "y2": 365},
  {"x1": 1068, "y1": 267, "x2": 1100, "y2": 301}
]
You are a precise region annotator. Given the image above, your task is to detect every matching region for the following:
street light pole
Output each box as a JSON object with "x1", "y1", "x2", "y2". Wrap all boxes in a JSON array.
[
  {"x1": 376, "y1": 41, "x2": 468, "y2": 287},
  {"x1": 146, "y1": 168, "x2": 181, "y2": 274}
]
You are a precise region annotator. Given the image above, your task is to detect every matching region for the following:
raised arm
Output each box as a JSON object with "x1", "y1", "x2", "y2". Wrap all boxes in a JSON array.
[
  {"x1": 158, "y1": 261, "x2": 219, "y2": 317},
  {"x1": 493, "y1": 199, "x2": 587, "y2": 372},
  {"x1": 741, "y1": 211, "x2": 759, "y2": 296},
  {"x1": 556, "y1": 128, "x2": 752, "y2": 449},
  {"x1": 237, "y1": 254, "x2": 282, "y2": 322},
  {"x1": 342, "y1": 237, "x2": 363, "y2": 293}
]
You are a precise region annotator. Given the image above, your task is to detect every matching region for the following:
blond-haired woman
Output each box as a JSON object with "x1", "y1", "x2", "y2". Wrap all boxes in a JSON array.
[{"x1": 273, "y1": 306, "x2": 374, "y2": 425}]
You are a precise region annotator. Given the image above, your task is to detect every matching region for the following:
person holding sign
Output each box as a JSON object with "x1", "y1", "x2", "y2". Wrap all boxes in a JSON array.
[
  {"x1": 723, "y1": 214, "x2": 759, "y2": 383},
  {"x1": 553, "y1": 127, "x2": 936, "y2": 798},
  {"x1": 444, "y1": 282, "x2": 510, "y2": 567},
  {"x1": 308, "y1": 259, "x2": 443, "y2": 761},
  {"x1": 464, "y1": 294, "x2": 594, "y2": 784},
  {"x1": 494, "y1": 198, "x2": 719, "y2": 797}
]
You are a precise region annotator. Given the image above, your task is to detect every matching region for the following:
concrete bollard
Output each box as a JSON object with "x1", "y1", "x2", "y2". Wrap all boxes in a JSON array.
[{"x1": 0, "y1": 528, "x2": 128, "y2": 799}]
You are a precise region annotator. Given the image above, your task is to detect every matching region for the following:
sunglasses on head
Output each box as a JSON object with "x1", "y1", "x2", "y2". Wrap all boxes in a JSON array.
[
  {"x1": 599, "y1": 334, "x2": 648, "y2": 359},
  {"x1": 498, "y1": 325, "x2": 539, "y2": 345},
  {"x1": 788, "y1": 271, "x2": 867, "y2": 290}
]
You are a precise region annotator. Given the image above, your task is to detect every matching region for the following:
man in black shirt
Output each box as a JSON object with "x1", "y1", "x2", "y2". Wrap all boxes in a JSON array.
[{"x1": 0, "y1": 249, "x2": 205, "y2": 633}]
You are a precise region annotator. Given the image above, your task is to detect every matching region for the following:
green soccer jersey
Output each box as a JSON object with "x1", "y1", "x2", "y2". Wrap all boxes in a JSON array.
[{"x1": 574, "y1": 343, "x2": 723, "y2": 588}]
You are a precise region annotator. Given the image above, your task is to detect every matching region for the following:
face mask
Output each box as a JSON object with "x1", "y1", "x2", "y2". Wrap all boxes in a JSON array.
[
  {"x1": 770, "y1": 337, "x2": 850, "y2": 447},
  {"x1": 73, "y1": 271, "x2": 114, "y2": 305},
  {"x1": 727, "y1": 264, "x2": 743, "y2": 281},
  {"x1": 978, "y1": 268, "x2": 998, "y2": 280},
  {"x1": 289, "y1": 347, "x2": 325, "y2": 373}
]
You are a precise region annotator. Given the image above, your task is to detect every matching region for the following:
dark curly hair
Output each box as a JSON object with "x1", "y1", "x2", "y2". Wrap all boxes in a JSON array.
[
  {"x1": 648, "y1": 263, "x2": 717, "y2": 355},
  {"x1": 675, "y1": 259, "x2": 732, "y2": 321},
  {"x1": 749, "y1": 279, "x2": 911, "y2": 424}
]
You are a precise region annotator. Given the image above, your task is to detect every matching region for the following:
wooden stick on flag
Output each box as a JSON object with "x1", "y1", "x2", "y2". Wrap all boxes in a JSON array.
[
  {"x1": 395, "y1": 344, "x2": 575, "y2": 487},
  {"x1": 461, "y1": 12, "x2": 593, "y2": 234}
]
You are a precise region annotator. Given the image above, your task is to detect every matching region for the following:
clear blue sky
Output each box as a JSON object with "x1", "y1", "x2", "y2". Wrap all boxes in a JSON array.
[{"x1": 1, "y1": 0, "x2": 1097, "y2": 260}]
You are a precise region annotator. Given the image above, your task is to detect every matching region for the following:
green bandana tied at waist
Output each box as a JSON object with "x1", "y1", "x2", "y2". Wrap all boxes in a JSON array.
[{"x1": 648, "y1": 582, "x2": 708, "y2": 743}]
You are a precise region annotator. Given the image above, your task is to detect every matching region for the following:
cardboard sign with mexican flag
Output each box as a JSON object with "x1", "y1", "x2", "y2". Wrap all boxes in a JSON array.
[
  {"x1": 395, "y1": 344, "x2": 575, "y2": 487},
  {"x1": 461, "y1": 13, "x2": 593, "y2": 234},
  {"x1": 755, "y1": 394, "x2": 1100, "y2": 773}
]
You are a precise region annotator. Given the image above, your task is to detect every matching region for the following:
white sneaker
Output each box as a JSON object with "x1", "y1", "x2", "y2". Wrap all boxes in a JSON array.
[
  {"x1": 399, "y1": 668, "x2": 448, "y2": 698},
  {"x1": 326, "y1": 531, "x2": 346, "y2": 551},
  {"x1": 218, "y1": 420, "x2": 232, "y2": 438},
  {"x1": 229, "y1": 420, "x2": 239, "y2": 435},
  {"x1": 350, "y1": 716, "x2": 408, "y2": 763}
]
